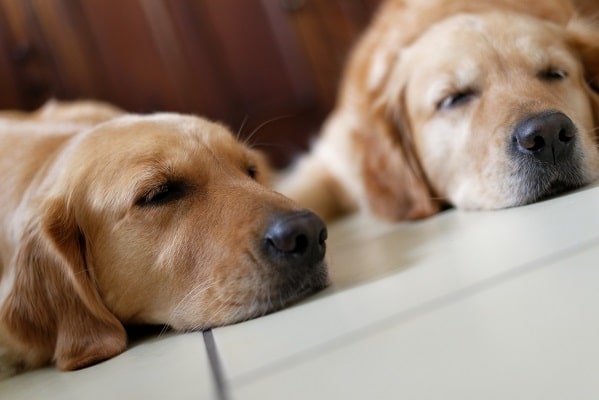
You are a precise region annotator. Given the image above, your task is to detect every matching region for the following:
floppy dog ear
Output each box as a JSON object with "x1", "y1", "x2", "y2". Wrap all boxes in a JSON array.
[
  {"x1": 336, "y1": 18, "x2": 441, "y2": 221},
  {"x1": 358, "y1": 105, "x2": 441, "y2": 221},
  {"x1": 568, "y1": 18, "x2": 599, "y2": 121},
  {"x1": 2, "y1": 198, "x2": 126, "y2": 370}
]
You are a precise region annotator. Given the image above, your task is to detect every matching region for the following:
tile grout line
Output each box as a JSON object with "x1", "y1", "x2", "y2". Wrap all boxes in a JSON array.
[
  {"x1": 203, "y1": 329, "x2": 230, "y2": 400},
  {"x1": 230, "y1": 233, "x2": 599, "y2": 388}
]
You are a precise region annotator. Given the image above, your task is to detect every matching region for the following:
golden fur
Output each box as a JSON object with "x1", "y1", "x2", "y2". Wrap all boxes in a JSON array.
[
  {"x1": 279, "y1": 0, "x2": 599, "y2": 221},
  {"x1": 0, "y1": 100, "x2": 328, "y2": 377}
]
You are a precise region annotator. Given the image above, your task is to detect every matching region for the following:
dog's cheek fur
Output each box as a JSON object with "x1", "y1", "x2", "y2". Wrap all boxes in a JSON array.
[
  {"x1": 568, "y1": 18, "x2": 599, "y2": 128},
  {"x1": 1, "y1": 198, "x2": 126, "y2": 371}
]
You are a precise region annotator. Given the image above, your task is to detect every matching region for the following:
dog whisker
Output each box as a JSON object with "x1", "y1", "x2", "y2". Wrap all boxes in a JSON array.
[
  {"x1": 163, "y1": 278, "x2": 218, "y2": 332},
  {"x1": 236, "y1": 115, "x2": 249, "y2": 142},
  {"x1": 240, "y1": 115, "x2": 293, "y2": 148}
]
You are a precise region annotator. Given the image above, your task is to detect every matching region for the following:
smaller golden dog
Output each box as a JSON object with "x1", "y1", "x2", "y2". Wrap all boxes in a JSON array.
[
  {"x1": 279, "y1": 0, "x2": 599, "y2": 221},
  {"x1": 0, "y1": 101, "x2": 328, "y2": 377}
]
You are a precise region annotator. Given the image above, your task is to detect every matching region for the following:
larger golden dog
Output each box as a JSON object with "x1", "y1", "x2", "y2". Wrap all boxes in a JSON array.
[
  {"x1": 0, "y1": 101, "x2": 328, "y2": 377},
  {"x1": 280, "y1": 0, "x2": 599, "y2": 221}
]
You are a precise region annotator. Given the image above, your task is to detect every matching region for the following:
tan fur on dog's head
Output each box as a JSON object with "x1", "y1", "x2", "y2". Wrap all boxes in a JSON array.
[
  {"x1": 0, "y1": 107, "x2": 328, "y2": 376},
  {"x1": 279, "y1": 0, "x2": 599, "y2": 221},
  {"x1": 388, "y1": 12, "x2": 599, "y2": 210}
]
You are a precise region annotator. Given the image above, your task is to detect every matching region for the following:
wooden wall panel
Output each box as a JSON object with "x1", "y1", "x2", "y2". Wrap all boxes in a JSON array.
[
  {"x1": 0, "y1": 0, "x2": 382, "y2": 167},
  {"x1": 78, "y1": 0, "x2": 181, "y2": 111},
  {"x1": 163, "y1": 1, "x2": 233, "y2": 119},
  {"x1": 0, "y1": 8, "x2": 24, "y2": 108}
]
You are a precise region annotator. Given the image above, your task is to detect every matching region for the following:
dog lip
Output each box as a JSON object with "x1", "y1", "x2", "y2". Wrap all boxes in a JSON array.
[
  {"x1": 515, "y1": 169, "x2": 585, "y2": 206},
  {"x1": 536, "y1": 179, "x2": 582, "y2": 201},
  {"x1": 273, "y1": 261, "x2": 328, "y2": 300},
  {"x1": 229, "y1": 267, "x2": 329, "y2": 325}
]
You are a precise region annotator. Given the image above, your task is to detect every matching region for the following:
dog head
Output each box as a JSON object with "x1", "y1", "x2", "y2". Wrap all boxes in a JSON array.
[
  {"x1": 2, "y1": 114, "x2": 328, "y2": 371},
  {"x1": 343, "y1": 6, "x2": 599, "y2": 219}
]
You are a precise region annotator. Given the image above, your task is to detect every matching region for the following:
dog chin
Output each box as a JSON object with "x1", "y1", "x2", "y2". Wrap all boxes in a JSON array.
[
  {"x1": 515, "y1": 176, "x2": 585, "y2": 206},
  {"x1": 224, "y1": 265, "x2": 329, "y2": 326},
  {"x1": 267, "y1": 265, "x2": 330, "y2": 313},
  {"x1": 508, "y1": 151, "x2": 589, "y2": 206}
]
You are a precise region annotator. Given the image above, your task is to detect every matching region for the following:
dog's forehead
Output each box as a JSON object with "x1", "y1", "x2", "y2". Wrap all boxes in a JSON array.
[
  {"x1": 403, "y1": 12, "x2": 575, "y2": 99},
  {"x1": 66, "y1": 113, "x2": 251, "y2": 185},
  {"x1": 102, "y1": 113, "x2": 232, "y2": 142},
  {"x1": 408, "y1": 12, "x2": 568, "y2": 63},
  {"x1": 81, "y1": 113, "x2": 244, "y2": 159}
]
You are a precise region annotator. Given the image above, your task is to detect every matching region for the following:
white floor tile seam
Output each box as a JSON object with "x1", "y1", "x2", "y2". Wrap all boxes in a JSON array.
[
  {"x1": 204, "y1": 330, "x2": 230, "y2": 400},
  {"x1": 231, "y1": 247, "x2": 599, "y2": 400},
  {"x1": 226, "y1": 232, "x2": 599, "y2": 389}
]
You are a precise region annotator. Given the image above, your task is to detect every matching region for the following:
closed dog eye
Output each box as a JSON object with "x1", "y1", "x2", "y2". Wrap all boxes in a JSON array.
[
  {"x1": 437, "y1": 89, "x2": 478, "y2": 110},
  {"x1": 246, "y1": 165, "x2": 258, "y2": 180},
  {"x1": 538, "y1": 67, "x2": 568, "y2": 81},
  {"x1": 136, "y1": 181, "x2": 189, "y2": 206}
]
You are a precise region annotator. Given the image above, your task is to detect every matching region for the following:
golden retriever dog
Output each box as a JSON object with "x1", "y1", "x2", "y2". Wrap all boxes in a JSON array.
[
  {"x1": 279, "y1": 0, "x2": 599, "y2": 221},
  {"x1": 0, "y1": 100, "x2": 328, "y2": 377}
]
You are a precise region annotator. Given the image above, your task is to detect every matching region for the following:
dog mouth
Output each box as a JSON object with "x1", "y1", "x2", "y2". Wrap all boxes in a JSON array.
[
  {"x1": 175, "y1": 263, "x2": 329, "y2": 332},
  {"x1": 193, "y1": 258, "x2": 329, "y2": 330},
  {"x1": 528, "y1": 178, "x2": 582, "y2": 204},
  {"x1": 511, "y1": 157, "x2": 587, "y2": 206},
  {"x1": 234, "y1": 262, "x2": 330, "y2": 324},
  {"x1": 277, "y1": 267, "x2": 330, "y2": 306},
  {"x1": 538, "y1": 178, "x2": 582, "y2": 198}
]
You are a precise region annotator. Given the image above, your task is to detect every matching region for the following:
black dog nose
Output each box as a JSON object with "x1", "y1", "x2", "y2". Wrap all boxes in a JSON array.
[
  {"x1": 513, "y1": 111, "x2": 576, "y2": 164},
  {"x1": 264, "y1": 211, "x2": 327, "y2": 268}
]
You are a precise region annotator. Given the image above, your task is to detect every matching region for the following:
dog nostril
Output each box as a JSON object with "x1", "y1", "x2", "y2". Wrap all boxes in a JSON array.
[
  {"x1": 520, "y1": 135, "x2": 545, "y2": 152},
  {"x1": 293, "y1": 234, "x2": 308, "y2": 254},
  {"x1": 318, "y1": 227, "x2": 328, "y2": 246},
  {"x1": 558, "y1": 128, "x2": 574, "y2": 143}
]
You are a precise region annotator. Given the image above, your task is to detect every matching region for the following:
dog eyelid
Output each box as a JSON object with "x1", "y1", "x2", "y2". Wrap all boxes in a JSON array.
[
  {"x1": 135, "y1": 181, "x2": 187, "y2": 207},
  {"x1": 538, "y1": 67, "x2": 568, "y2": 81},
  {"x1": 246, "y1": 165, "x2": 258, "y2": 180},
  {"x1": 437, "y1": 90, "x2": 476, "y2": 110}
]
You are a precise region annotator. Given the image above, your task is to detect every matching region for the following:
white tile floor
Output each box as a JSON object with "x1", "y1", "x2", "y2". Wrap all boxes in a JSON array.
[{"x1": 2, "y1": 182, "x2": 599, "y2": 399}]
